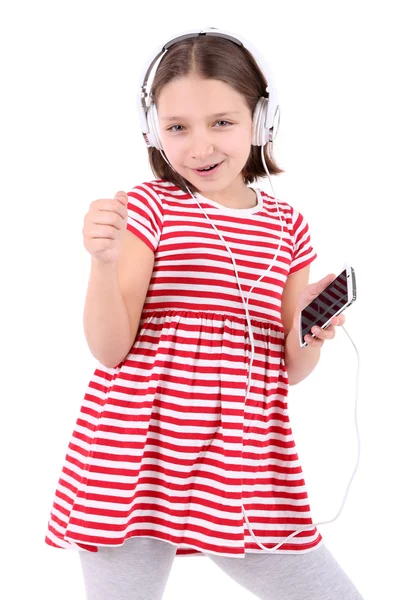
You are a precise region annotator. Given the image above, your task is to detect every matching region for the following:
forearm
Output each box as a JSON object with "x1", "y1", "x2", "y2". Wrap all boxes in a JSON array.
[
  {"x1": 83, "y1": 258, "x2": 134, "y2": 368},
  {"x1": 284, "y1": 325, "x2": 321, "y2": 385}
]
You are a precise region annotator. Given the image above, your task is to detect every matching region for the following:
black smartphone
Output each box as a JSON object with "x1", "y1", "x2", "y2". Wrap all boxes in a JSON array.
[{"x1": 299, "y1": 266, "x2": 357, "y2": 348}]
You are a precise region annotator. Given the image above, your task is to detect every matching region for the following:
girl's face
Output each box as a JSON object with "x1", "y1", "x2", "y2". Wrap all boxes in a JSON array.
[{"x1": 157, "y1": 76, "x2": 253, "y2": 200}]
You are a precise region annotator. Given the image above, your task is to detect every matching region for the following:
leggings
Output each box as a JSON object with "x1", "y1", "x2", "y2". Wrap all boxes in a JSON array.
[{"x1": 79, "y1": 536, "x2": 364, "y2": 600}]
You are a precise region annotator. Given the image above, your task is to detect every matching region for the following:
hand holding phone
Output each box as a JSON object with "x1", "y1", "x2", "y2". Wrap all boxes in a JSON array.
[{"x1": 298, "y1": 267, "x2": 357, "y2": 348}]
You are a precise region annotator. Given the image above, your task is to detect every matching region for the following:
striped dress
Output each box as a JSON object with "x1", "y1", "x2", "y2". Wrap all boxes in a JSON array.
[{"x1": 45, "y1": 179, "x2": 322, "y2": 558}]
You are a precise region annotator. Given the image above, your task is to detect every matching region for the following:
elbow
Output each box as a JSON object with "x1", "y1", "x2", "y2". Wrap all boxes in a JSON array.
[
  {"x1": 285, "y1": 364, "x2": 302, "y2": 386},
  {"x1": 100, "y1": 358, "x2": 124, "y2": 369},
  {"x1": 101, "y1": 360, "x2": 119, "y2": 369},
  {"x1": 104, "y1": 349, "x2": 131, "y2": 369},
  {"x1": 93, "y1": 334, "x2": 137, "y2": 370},
  {"x1": 103, "y1": 345, "x2": 134, "y2": 369},
  {"x1": 287, "y1": 369, "x2": 312, "y2": 387},
  {"x1": 287, "y1": 372, "x2": 299, "y2": 386},
  {"x1": 93, "y1": 352, "x2": 124, "y2": 370}
]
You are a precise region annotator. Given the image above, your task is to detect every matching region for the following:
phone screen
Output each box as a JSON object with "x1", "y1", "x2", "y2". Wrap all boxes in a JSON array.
[{"x1": 300, "y1": 269, "x2": 353, "y2": 343}]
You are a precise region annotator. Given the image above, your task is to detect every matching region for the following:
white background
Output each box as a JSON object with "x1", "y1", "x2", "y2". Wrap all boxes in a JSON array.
[{"x1": 1, "y1": 1, "x2": 403, "y2": 598}]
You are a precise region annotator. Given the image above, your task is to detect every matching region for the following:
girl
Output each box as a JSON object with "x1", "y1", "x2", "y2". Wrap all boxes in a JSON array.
[{"x1": 45, "y1": 29, "x2": 364, "y2": 599}]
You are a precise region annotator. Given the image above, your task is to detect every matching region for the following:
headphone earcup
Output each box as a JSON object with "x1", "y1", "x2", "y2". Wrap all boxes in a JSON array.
[
  {"x1": 146, "y1": 102, "x2": 163, "y2": 150},
  {"x1": 252, "y1": 97, "x2": 271, "y2": 146}
]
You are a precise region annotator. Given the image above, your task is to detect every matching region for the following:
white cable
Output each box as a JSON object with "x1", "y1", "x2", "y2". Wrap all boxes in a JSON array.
[
  {"x1": 159, "y1": 145, "x2": 361, "y2": 552},
  {"x1": 242, "y1": 323, "x2": 361, "y2": 551}
]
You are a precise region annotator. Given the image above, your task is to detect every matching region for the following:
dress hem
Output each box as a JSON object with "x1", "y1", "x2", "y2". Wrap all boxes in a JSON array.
[{"x1": 45, "y1": 531, "x2": 324, "y2": 558}]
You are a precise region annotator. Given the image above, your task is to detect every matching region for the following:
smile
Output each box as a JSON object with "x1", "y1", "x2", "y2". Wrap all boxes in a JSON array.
[{"x1": 191, "y1": 161, "x2": 224, "y2": 177}]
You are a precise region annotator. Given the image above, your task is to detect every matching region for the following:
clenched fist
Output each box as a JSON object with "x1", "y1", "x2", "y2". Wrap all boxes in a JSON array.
[{"x1": 82, "y1": 191, "x2": 128, "y2": 264}]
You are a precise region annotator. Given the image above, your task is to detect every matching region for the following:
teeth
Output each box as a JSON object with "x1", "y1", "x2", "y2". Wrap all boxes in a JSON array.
[{"x1": 199, "y1": 164, "x2": 216, "y2": 171}]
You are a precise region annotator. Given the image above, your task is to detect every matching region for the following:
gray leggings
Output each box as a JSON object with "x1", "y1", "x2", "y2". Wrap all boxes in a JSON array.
[{"x1": 79, "y1": 536, "x2": 364, "y2": 600}]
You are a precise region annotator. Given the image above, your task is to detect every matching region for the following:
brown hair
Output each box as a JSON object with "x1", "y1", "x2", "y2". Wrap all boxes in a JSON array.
[{"x1": 146, "y1": 35, "x2": 284, "y2": 194}]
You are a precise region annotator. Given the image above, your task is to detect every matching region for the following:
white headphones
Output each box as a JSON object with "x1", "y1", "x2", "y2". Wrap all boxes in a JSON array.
[{"x1": 137, "y1": 26, "x2": 281, "y2": 150}]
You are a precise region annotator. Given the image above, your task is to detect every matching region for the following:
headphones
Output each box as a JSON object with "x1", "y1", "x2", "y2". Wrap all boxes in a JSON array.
[{"x1": 137, "y1": 26, "x2": 281, "y2": 151}]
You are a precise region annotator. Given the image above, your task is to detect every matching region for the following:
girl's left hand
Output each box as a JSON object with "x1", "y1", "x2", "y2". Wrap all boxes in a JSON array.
[{"x1": 292, "y1": 273, "x2": 346, "y2": 349}]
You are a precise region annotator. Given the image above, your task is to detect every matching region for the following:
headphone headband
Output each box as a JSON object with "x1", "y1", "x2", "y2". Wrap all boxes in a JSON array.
[{"x1": 137, "y1": 27, "x2": 280, "y2": 148}]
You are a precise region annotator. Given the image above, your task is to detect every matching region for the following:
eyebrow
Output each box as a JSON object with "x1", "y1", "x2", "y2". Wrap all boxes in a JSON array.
[{"x1": 160, "y1": 111, "x2": 241, "y2": 122}]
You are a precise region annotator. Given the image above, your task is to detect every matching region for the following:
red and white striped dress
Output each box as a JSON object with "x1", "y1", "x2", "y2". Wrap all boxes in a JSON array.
[{"x1": 45, "y1": 179, "x2": 322, "y2": 558}]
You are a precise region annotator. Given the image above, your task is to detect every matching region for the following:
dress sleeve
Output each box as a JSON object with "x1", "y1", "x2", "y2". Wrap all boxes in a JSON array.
[
  {"x1": 289, "y1": 207, "x2": 317, "y2": 274},
  {"x1": 126, "y1": 182, "x2": 164, "y2": 253}
]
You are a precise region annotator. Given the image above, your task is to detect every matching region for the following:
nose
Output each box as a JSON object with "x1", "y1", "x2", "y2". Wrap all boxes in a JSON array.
[{"x1": 189, "y1": 130, "x2": 215, "y2": 160}]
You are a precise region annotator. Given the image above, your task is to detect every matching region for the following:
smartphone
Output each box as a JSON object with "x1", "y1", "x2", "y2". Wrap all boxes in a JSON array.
[{"x1": 299, "y1": 266, "x2": 357, "y2": 348}]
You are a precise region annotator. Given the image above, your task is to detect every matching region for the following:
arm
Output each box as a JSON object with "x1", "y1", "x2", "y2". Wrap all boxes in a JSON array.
[
  {"x1": 83, "y1": 230, "x2": 155, "y2": 368},
  {"x1": 281, "y1": 265, "x2": 321, "y2": 385}
]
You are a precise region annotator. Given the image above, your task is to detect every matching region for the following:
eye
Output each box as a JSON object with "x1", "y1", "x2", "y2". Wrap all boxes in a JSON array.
[
  {"x1": 167, "y1": 124, "x2": 184, "y2": 133},
  {"x1": 166, "y1": 120, "x2": 232, "y2": 133}
]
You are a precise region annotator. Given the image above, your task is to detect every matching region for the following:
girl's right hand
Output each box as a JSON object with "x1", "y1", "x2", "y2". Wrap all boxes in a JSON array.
[{"x1": 82, "y1": 191, "x2": 129, "y2": 264}]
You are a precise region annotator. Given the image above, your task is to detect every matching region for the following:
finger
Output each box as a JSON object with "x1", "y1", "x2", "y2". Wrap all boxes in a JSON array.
[
  {"x1": 320, "y1": 273, "x2": 335, "y2": 290},
  {"x1": 331, "y1": 315, "x2": 345, "y2": 327},
  {"x1": 306, "y1": 273, "x2": 336, "y2": 298},
  {"x1": 316, "y1": 273, "x2": 336, "y2": 287},
  {"x1": 305, "y1": 334, "x2": 324, "y2": 348},
  {"x1": 115, "y1": 191, "x2": 128, "y2": 206},
  {"x1": 311, "y1": 325, "x2": 335, "y2": 340}
]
